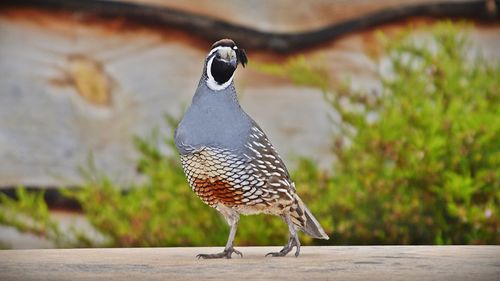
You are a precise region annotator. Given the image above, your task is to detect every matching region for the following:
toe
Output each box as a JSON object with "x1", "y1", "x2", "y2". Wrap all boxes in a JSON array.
[
  {"x1": 197, "y1": 253, "x2": 224, "y2": 259},
  {"x1": 233, "y1": 249, "x2": 243, "y2": 258},
  {"x1": 196, "y1": 254, "x2": 208, "y2": 259},
  {"x1": 265, "y1": 252, "x2": 284, "y2": 257},
  {"x1": 224, "y1": 247, "x2": 243, "y2": 259}
]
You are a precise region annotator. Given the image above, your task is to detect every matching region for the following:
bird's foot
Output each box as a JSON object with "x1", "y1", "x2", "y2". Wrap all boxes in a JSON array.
[
  {"x1": 265, "y1": 236, "x2": 300, "y2": 257},
  {"x1": 197, "y1": 246, "x2": 243, "y2": 259}
]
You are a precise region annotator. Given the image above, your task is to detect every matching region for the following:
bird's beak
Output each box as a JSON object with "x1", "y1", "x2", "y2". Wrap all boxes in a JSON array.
[
  {"x1": 217, "y1": 47, "x2": 246, "y2": 68},
  {"x1": 218, "y1": 48, "x2": 238, "y2": 69},
  {"x1": 229, "y1": 56, "x2": 238, "y2": 68},
  {"x1": 224, "y1": 49, "x2": 238, "y2": 69}
]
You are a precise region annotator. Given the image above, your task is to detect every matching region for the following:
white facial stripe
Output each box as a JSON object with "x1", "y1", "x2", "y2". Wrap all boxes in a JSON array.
[
  {"x1": 207, "y1": 46, "x2": 234, "y2": 58},
  {"x1": 207, "y1": 46, "x2": 222, "y2": 58},
  {"x1": 206, "y1": 55, "x2": 235, "y2": 91}
]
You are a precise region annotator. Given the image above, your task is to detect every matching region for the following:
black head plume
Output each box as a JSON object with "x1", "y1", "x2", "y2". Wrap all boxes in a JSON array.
[{"x1": 236, "y1": 48, "x2": 248, "y2": 67}]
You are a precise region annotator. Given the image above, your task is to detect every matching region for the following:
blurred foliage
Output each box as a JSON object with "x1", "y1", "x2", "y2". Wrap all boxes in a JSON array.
[
  {"x1": 0, "y1": 188, "x2": 68, "y2": 247},
  {"x1": 60, "y1": 127, "x2": 224, "y2": 247},
  {"x1": 254, "y1": 55, "x2": 330, "y2": 93},
  {"x1": 330, "y1": 21, "x2": 499, "y2": 244},
  {"x1": 0, "y1": 21, "x2": 498, "y2": 246},
  {"x1": 0, "y1": 117, "x2": 290, "y2": 247},
  {"x1": 271, "y1": 21, "x2": 499, "y2": 244}
]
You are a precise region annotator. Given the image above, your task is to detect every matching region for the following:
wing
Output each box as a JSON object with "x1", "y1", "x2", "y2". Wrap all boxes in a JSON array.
[{"x1": 243, "y1": 123, "x2": 296, "y2": 198}]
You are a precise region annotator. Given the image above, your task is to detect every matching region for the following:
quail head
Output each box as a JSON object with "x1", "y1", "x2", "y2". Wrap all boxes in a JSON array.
[{"x1": 175, "y1": 39, "x2": 329, "y2": 259}]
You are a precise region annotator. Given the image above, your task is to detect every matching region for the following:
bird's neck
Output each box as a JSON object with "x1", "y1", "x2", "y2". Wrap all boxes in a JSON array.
[
  {"x1": 193, "y1": 79, "x2": 241, "y2": 111},
  {"x1": 175, "y1": 79, "x2": 250, "y2": 154}
]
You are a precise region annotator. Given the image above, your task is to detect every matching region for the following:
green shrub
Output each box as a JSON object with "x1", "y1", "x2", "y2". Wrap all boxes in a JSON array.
[
  {"x1": 0, "y1": 188, "x2": 67, "y2": 246},
  {"x1": 333, "y1": 22, "x2": 499, "y2": 244},
  {"x1": 273, "y1": 21, "x2": 499, "y2": 244},
  {"x1": 0, "y1": 117, "x2": 290, "y2": 247},
  {"x1": 0, "y1": 21, "x2": 498, "y2": 247},
  {"x1": 60, "y1": 118, "x2": 232, "y2": 247}
]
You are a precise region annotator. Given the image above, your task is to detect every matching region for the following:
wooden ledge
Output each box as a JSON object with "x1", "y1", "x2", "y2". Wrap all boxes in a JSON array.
[{"x1": 0, "y1": 246, "x2": 498, "y2": 281}]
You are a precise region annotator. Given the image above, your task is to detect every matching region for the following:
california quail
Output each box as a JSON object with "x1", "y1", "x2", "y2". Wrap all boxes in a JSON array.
[{"x1": 175, "y1": 39, "x2": 329, "y2": 259}]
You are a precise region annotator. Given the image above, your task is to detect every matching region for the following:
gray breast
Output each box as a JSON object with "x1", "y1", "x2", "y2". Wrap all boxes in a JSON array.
[{"x1": 175, "y1": 82, "x2": 252, "y2": 155}]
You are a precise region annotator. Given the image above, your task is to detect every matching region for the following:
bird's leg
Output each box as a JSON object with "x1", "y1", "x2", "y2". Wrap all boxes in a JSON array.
[
  {"x1": 197, "y1": 215, "x2": 242, "y2": 259},
  {"x1": 266, "y1": 214, "x2": 300, "y2": 257}
]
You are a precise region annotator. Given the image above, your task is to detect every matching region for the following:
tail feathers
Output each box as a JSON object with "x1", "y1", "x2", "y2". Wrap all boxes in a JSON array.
[{"x1": 291, "y1": 196, "x2": 329, "y2": 240}]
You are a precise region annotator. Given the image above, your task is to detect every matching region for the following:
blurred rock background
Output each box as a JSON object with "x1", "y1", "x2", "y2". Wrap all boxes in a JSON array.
[{"x1": 0, "y1": 0, "x2": 498, "y2": 248}]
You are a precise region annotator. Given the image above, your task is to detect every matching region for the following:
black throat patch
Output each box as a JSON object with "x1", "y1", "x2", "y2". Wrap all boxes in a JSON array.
[{"x1": 211, "y1": 57, "x2": 236, "y2": 85}]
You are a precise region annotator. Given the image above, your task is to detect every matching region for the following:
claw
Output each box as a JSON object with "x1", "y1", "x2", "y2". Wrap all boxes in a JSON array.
[
  {"x1": 233, "y1": 248, "x2": 243, "y2": 258},
  {"x1": 265, "y1": 251, "x2": 287, "y2": 257},
  {"x1": 265, "y1": 248, "x2": 296, "y2": 257},
  {"x1": 197, "y1": 247, "x2": 243, "y2": 259},
  {"x1": 265, "y1": 236, "x2": 300, "y2": 257}
]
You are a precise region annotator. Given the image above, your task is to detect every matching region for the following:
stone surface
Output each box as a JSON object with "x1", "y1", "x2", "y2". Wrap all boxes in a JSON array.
[
  {"x1": 0, "y1": 6, "x2": 499, "y2": 188},
  {"x1": 0, "y1": 246, "x2": 499, "y2": 281},
  {"x1": 132, "y1": 0, "x2": 471, "y2": 32}
]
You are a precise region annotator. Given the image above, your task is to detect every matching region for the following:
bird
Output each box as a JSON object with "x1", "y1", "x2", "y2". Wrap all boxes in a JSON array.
[{"x1": 174, "y1": 39, "x2": 329, "y2": 259}]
